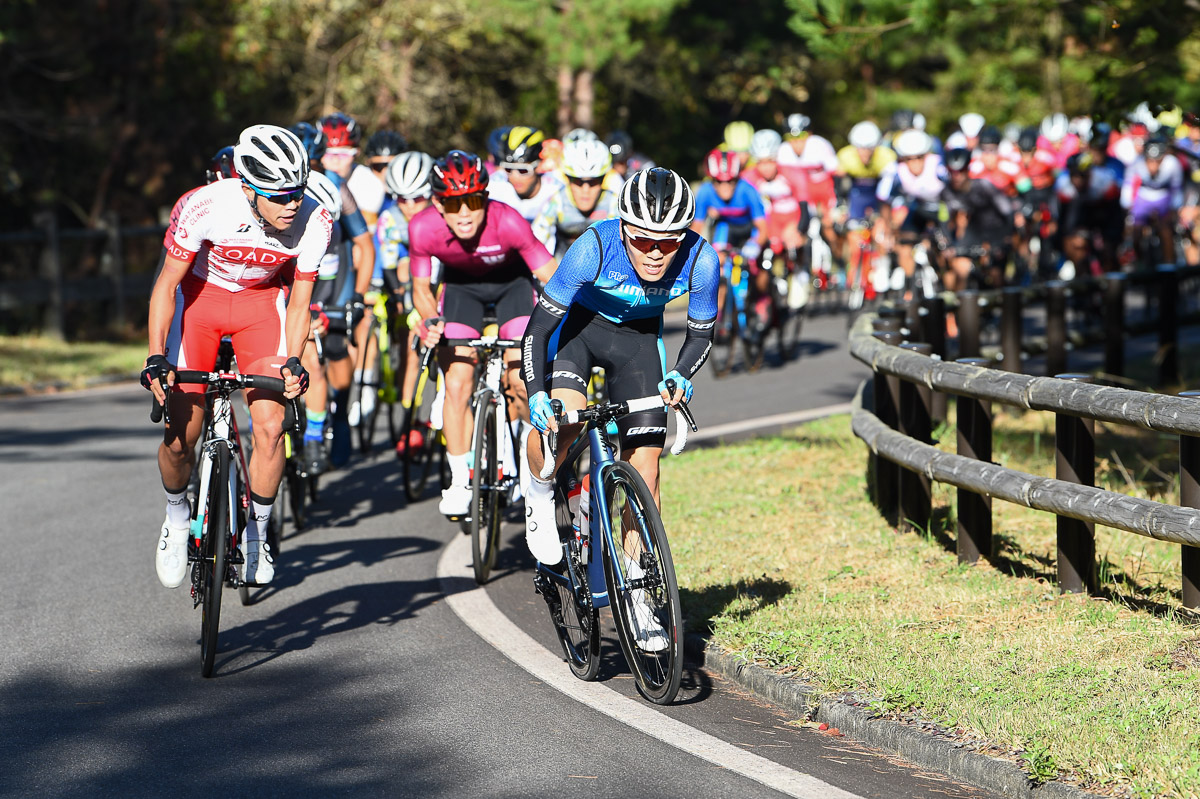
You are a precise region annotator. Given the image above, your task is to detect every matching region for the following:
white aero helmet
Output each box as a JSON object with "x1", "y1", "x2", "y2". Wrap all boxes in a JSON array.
[
  {"x1": 304, "y1": 171, "x2": 342, "y2": 222},
  {"x1": 1130, "y1": 102, "x2": 1161, "y2": 133},
  {"x1": 564, "y1": 127, "x2": 598, "y2": 145},
  {"x1": 385, "y1": 151, "x2": 435, "y2": 199},
  {"x1": 893, "y1": 129, "x2": 932, "y2": 159},
  {"x1": 749, "y1": 129, "x2": 783, "y2": 161},
  {"x1": 958, "y1": 112, "x2": 985, "y2": 138},
  {"x1": 234, "y1": 124, "x2": 309, "y2": 191},
  {"x1": 848, "y1": 120, "x2": 882, "y2": 149},
  {"x1": 1040, "y1": 113, "x2": 1070, "y2": 143},
  {"x1": 618, "y1": 167, "x2": 695, "y2": 233},
  {"x1": 562, "y1": 139, "x2": 612, "y2": 179}
]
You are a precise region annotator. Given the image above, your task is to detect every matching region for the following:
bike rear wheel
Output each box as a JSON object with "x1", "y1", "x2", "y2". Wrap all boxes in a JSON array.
[
  {"x1": 402, "y1": 355, "x2": 438, "y2": 503},
  {"x1": 600, "y1": 461, "x2": 683, "y2": 704},
  {"x1": 710, "y1": 276, "x2": 739, "y2": 378},
  {"x1": 470, "y1": 390, "x2": 502, "y2": 584},
  {"x1": 356, "y1": 318, "x2": 382, "y2": 454},
  {"x1": 385, "y1": 326, "x2": 405, "y2": 445},
  {"x1": 199, "y1": 446, "x2": 230, "y2": 678}
]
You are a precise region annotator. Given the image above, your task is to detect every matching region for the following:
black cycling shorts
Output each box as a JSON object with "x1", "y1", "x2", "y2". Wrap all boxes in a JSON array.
[
  {"x1": 547, "y1": 307, "x2": 668, "y2": 451},
  {"x1": 323, "y1": 333, "x2": 350, "y2": 363},
  {"x1": 440, "y1": 268, "x2": 534, "y2": 336}
]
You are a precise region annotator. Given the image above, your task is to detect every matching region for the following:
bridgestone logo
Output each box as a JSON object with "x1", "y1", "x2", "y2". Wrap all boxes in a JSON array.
[{"x1": 626, "y1": 426, "x2": 667, "y2": 436}]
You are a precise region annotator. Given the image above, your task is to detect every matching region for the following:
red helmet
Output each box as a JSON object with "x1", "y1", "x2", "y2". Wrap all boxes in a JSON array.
[
  {"x1": 319, "y1": 112, "x2": 362, "y2": 149},
  {"x1": 706, "y1": 148, "x2": 741, "y2": 181},
  {"x1": 430, "y1": 150, "x2": 488, "y2": 197}
]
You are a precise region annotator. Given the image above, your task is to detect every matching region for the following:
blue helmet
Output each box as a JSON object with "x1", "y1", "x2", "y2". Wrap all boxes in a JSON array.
[{"x1": 289, "y1": 122, "x2": 327, "y2": 162}]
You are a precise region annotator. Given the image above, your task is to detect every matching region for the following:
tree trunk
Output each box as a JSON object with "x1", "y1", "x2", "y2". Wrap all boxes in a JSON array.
[
  {"x1": 557, "y1": 61, "x2": 573, "y2": 137},
  {"x1": 573, "y1": 65, "x2": 594, "y2": 131}
]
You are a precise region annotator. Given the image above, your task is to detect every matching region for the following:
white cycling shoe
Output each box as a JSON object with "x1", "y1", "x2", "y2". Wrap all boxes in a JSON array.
[
  {"x1": 524, "y1": 493, "x2": 562, "y2": 566},
  {"x1": 439, "y1": 484, "x2": 471, "y2": 518},
  {"x1": 241, "y1": 539, "x2": 275, "y2": 585},
  {"x1": 626, "y1": 556, "x2": 669, "y2": 652},
  {"x1": 156, "y1": 517, "x2": 190, "y2": 589}
]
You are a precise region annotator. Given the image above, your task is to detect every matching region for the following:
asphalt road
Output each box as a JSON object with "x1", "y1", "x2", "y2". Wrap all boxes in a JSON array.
[{"x1": 0, "y1": 312, "x2": 1004, "y2": 798}]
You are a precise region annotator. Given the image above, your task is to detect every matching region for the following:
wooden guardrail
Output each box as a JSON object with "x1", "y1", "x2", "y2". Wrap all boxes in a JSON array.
[{"x1": 848, "y1": 313, "x2": 1200, "y2": 604}]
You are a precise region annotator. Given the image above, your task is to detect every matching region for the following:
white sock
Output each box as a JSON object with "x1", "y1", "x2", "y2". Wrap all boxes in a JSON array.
[
  {"x1": 165, "y1": 488, "x2": 190, "y2": 528},
  {"x1": 448, "y1": 452, "x2": 470, "y2": 487},
  {"x1": 244, "y1": 497, "x2": 273, "y2": 545}
]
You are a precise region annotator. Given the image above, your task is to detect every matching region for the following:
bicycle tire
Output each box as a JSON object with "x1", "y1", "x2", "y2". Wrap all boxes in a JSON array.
[
  {"x1": 710, "y1": 276, "x2": 739, "y2": 378},
  {"x1": 402, "y1": 359, "x2": 437, "y2": 503},
  {"x1": 200, "y1": 445, "x2": 230, "y2": 678},
  {"x1": 287, "y1": 455, "x2": 306, "y2": 531},
  {"x1": 600, "y1": 461, "x2": 683, "y2": 705},
  {"x1": 743, "y1": 303, "x2": 766, "y2": 373},
  {"x1": 470, "y1": 390, "x2": 502, "y2": 584},
  {"x1": 385, "y1": 325, "x2": 405, "y2": 445},
  {"x1": 354, "y1": 317, "x2": 381, "y2": 455}
]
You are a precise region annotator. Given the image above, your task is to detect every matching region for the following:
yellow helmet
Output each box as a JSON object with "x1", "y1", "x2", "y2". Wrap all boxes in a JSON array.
[
  {"x1": 502, "y1": 126, "x2": 546, "y2": 164},
  {"x1": 723, "y1": 121, "x2": 755, "y2": 153}
]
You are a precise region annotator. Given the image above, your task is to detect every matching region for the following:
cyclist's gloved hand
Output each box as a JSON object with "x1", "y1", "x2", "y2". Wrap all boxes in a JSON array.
[
  {"x1": 141, "y1": 354, "x2": 172, "y2": 391},
  {"x1": 281, "y1": 356, "x2": 309, "y2": 397},
  {"x1": 658, "y1": 370, "x2": 693, "y2": 406},
  {"x1": 348, "y1": 293, "x2": 366, "y2": 329},
  {"x1": 740, "y1": 240, "x2": 762, "y2": 265},
  {"x1": 529, "y1": 391, "x2": 557, "y2": 434}
]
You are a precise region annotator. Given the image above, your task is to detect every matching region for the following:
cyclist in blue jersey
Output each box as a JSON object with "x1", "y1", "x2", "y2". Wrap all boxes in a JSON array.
[{"x1": 520, "y1": 167, "x2": 718, "y2": 569}]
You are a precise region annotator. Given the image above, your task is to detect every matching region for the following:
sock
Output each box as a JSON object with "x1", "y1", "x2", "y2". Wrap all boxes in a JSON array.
[
  {"x1": 244, "y1": 492, "x2": 274, "y2": 545},
  {"x1": 164, "y1": 487, "x2": 190, "y2": 528},
  {"x1": 305, "y1": 409, "x2": 327, "y2": 442},
  {"x1": 331, "y1": 388, "x2": 350, "y2": 420},
  {"x1": 448, "y1": 452, "x2": 470, "y2": 487}
]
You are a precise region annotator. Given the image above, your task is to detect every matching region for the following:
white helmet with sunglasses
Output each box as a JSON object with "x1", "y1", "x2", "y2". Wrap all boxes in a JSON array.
[
  {"x1": 234, "y1": 124, "x2": 309, "y2": 191},
  {"x1": 385, "y1": 151, "x2": 435, "y2": 199},
  {"x1": 618, "y1": 167, "x2": 695, "y2": 233},
  {"x1": 561, "y1": 139, "x2": 612, "y2": 180},
  {"x1": 749, "y1": 129, "x2": 783, "y2": 161},
  {"x1": 304, "y1": 171, "x2": 342, "y2": 222}
]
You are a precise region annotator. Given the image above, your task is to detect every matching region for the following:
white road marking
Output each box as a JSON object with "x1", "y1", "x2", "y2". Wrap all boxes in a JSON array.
[
  {"x1": 687, "y1": 403, "x2": 853, "y2": 446},
  {"x1": 438, "y1": 532, "x2": 863, "y2": 799}
]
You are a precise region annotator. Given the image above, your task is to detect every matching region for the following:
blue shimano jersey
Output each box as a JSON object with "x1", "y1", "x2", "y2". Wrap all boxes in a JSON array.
[
  {"x1": 543, "y1": 219, "x2": 719, "y2": 325},
  {"x1": 694, "y1": 179, "x2": 765, "y2": 234}
]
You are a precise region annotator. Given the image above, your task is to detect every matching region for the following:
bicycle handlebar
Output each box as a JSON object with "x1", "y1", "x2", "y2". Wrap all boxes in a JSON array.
[
  {"x1": 441, "y1": 336, "x2": 521, "y2": 349},
  {"x1": 149, "y1": 370, "x2": 299, "y2": 434}
]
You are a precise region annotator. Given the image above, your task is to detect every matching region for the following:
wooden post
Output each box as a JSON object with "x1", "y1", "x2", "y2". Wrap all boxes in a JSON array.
[
  {"x1": 1104, "y1": 273, "x2": 1125, "y2": 380},
  {"x1": 34, "y1": 210, "x2": 65, "y2": 340},
  {"x1": 957, "y1": 290, "x2": 981, "y2": 359},
  {"x1": 1046, "y1": 280, "x2": 1067, "y2": 377},
  {"x1": 1055, "y1": 373, "x2": 1096, "y2": 594},
  {"x1": 899, "y1": 342, "x2": 933, "y2": 534},
  {"x1": 872, "y1": 330, "x2": 903, "y2": 525},
  {"x1": 1001, "y1": 287, "x2": 1022, "y2": 373},
  {"x1": 872, "y1": 317, "x2": 901, "y2": 335},
  {"x1": 1180, "y1": 390, "x2": 1200, "y2": 609},
  {"x1": 1159, "y1": 265, "x2": 1179, "y2": 386},
  {"x1": 956, "y1": 358, "x2": 993, "y2": 563},
  {"x1": 905, "y1": 296, "x2": 924, "y2": 343}
]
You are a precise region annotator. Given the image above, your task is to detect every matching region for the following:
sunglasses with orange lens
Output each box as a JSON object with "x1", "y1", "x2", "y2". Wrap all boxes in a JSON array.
[{"x1": 439, "y1": 192, "x2": 487, "y2": 213}]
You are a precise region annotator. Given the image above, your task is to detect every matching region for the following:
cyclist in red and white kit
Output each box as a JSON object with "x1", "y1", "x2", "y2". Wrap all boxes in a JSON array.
[
  {"x1": 409, "y1": 150, "x2": 556, "y2": 518},
  {"x1": 143, "y1": 124, "x2": 332, "y2": 589}
]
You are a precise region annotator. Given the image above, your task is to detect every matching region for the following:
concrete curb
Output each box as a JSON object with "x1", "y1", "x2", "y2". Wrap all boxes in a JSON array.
[{"x1": 687, "y1": 635, "x2": 1101, "y2": 799}]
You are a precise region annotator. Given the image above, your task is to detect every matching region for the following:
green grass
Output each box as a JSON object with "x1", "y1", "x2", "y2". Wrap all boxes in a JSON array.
[
  {"x1": 0, "y1": 335, "x2": 145, "y2": 391},
  {"x1": 663, "y1": 411, "x2": 1200, "y2": 798}
]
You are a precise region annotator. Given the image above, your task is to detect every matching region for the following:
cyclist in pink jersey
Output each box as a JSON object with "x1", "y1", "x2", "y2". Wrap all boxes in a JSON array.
[
  {"x1": 142, "y1": 125, "x2": 332, "y2": 590},
  {"x1": 409, "y1": 150, "x2": 556, "y2": 518}
]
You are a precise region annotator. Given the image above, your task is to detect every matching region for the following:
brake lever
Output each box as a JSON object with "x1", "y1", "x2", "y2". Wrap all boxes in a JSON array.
[{"x1": 538, "y1": 399, "x2": 563, "y2": 480}]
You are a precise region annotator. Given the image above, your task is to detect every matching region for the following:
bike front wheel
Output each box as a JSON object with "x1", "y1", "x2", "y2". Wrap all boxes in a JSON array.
[
  {"x1": 199, "y1": 446, "x2": 230, "y2": 677},
  {"x1": 600, "y1": 461, "x2": 683, "y2": 705},
  {"x1": 402, "y1": 355, "x2": 437, "y2": 503},
  {"x1": 470, "y1": 390, "x2": 502, "y2": 584}
]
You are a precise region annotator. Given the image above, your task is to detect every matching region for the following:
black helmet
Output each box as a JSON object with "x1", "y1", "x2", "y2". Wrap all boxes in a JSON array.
[
  {"x1": 1144, "y1": 137, "x2": 1169, "y2": 160},
  {"x1": 206, "y1": 146, "x2": 238, "y2": 184},
  {"x1": 1090, "y1": 122, "x2": 1113, "y2": 151},
  {"x1": 364, "y1": 130, "x2": 408, "y2": 158},
  {"x1": 486, "y1": 126, "x2": 513, "y2": 164},
  {"x1": 978, "y1": 125, "x2": 1002, "y2": 147},
  {"x1": 605, "y1": 130, "x2": 634, "y2": 164},
  {"x1": 500, "y1": 126, "x2": 546, "y2": 164},
  {"x1": 1017, "y1": 127, "x2": 1039, "y2": 152},
  {"x1": 944, "y1": 148, "x2": 971, "y2": 172},
  {"x1": 1066, "y1": 152, "x2": 1092, "y2": 174},
  {"x1": 289, "y1": 122, "x2": 326, "y2": 162}
]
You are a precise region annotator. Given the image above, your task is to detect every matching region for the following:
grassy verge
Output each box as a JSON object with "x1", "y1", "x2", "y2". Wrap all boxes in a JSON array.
[
  {"x1": 663, "y1": 410, "x2": 1200, "y2": 798},
  {"x1": 0, "y1": 335, "x2": 145, "y2": 391}
]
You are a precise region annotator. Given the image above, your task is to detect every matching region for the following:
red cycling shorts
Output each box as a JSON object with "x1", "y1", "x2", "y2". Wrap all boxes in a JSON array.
[{"x1": 165, "y1": 274, "x2": 288, "y2": 394}]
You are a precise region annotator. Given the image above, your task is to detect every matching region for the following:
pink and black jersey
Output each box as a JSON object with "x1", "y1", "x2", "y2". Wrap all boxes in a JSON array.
[
  {"x1": 407, "y1": 199, "x2": 552, "y2": 283},
  {"x1": 166, "y1": 179, "x2": 333, "y2": 293}
]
